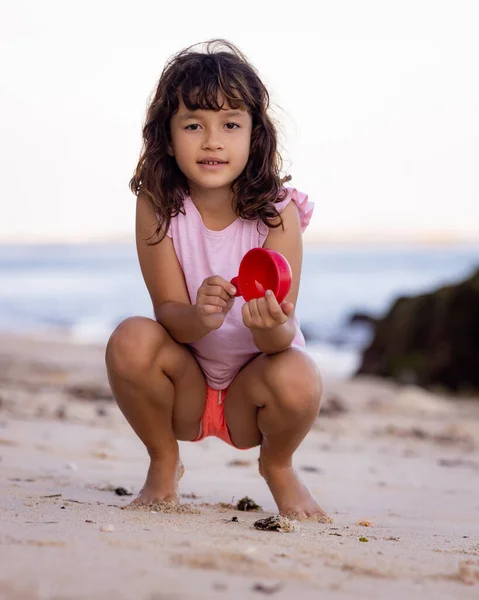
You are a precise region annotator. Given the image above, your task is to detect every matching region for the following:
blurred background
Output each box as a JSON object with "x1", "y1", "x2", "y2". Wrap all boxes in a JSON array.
[{"x1": 1, "y1": 0, "x2": 478, "y2": 379}]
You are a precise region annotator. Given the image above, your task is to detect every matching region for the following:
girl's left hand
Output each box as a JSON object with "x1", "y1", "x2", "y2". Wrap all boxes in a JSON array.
[{"x1": 242, "y1": 290, "x2": 295, "y2": 330}]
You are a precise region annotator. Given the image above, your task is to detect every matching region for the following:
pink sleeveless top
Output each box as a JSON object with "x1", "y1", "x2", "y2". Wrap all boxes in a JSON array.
[{"x1": 166, "y1": 186, "x2": 314, "y2": 389}]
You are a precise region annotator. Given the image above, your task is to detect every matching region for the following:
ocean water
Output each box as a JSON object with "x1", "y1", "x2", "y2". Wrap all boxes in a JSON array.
[{"x1": 0, "y1": 242, "x2": 477, "y2": 376}]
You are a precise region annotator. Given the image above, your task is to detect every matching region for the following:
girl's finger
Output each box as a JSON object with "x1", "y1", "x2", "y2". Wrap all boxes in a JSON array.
[
  {"x1": 203, "y1": 284, "x2": 231, "y2": 302},
  {"x1": 198, "y1": 294, "x2": 227, "y2": 308},
  {"x1": 256, "y1": 296, "x2": 272, "y2": 322},
  {"x1": 265, "y1": 290, "x2": 287, "y2": 323},
  {"x1": 197, "y1": 303, "x2": 223, "y2": 315},
  {"x1": 281, "y1": 301, "x2": 295, "y2": 317},
  {"x1": 198, "y1": 303, "x2": 223, "y2": 314},
  {"x1": 241, "y1": 302, "x2": 252, "y2": 327},
  {"x1": 248, "y1": 298, "x2": 261, "y2": 325},
  {"x1": 204, "y1": 277, "x2": 237, "y2": 297}
]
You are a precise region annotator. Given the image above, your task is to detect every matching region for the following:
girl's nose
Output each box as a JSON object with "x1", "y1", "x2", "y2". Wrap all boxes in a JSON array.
[{"x1": 201, "y1": 130, "x2": 224, "y2": 150}]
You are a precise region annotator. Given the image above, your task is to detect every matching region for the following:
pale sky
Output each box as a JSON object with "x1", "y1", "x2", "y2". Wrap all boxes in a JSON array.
[{"x1": 1, "y1": 0, "x2": 478, "y2": 242}]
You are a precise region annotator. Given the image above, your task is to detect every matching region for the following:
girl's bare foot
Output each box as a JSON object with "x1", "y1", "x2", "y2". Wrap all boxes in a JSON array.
[
  {"x1": 129, "y1": 456, "x2": 185, "y2": 507},
  {"x1": 259, "y1": 458, "x2": 330, "y2": 522}
]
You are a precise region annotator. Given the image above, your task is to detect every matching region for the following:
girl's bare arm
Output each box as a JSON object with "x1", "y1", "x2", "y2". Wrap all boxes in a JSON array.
[
  {"x1": 250, "y1": 200, "x2": 303, "y2": 353},
  {"x1": 135, "y1": 194, "x2": 210, "y2": 344}
]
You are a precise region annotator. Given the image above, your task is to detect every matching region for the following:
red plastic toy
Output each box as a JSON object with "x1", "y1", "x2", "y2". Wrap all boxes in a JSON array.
[{"x1": 230, "y1": 248, "x2": 292, "y2": 303}]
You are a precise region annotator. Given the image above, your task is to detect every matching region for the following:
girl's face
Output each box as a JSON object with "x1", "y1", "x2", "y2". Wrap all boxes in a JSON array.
[{"x1": 169, "y1": 97, "x2": 253, "y2": 195}]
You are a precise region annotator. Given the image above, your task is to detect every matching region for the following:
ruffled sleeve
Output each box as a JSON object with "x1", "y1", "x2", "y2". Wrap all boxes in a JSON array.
[
  {"x1": 256, "y1": 186, "x2": 314, "y2": 245},
  {"x1": 275, "y1": 186, "x2": 314, "y2": 233}
]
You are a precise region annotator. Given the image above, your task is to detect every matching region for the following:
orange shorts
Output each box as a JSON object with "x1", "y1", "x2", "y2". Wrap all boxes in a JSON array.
[{"x1": 194, "y1": 385, "x2": 250, "y2": 449}]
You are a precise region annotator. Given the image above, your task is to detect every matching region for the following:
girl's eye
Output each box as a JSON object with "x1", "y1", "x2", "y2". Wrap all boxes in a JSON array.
[{"x1": 184, "y1": 123, "x2": 239, "y2": 131}]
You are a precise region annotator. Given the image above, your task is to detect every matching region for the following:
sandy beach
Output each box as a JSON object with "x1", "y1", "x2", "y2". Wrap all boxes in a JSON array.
[{"x1": 1, "y1": 332, "x2": 479, "y2": 599}]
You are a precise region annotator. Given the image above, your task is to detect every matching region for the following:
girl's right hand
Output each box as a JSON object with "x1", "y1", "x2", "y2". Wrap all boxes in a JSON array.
[{"x1": 195, "y1": 276, "x2": 237, "y2": 331}]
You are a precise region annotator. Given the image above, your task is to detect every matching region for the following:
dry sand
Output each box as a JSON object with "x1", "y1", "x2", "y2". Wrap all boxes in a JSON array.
[{"x1": 1, "y1": 332, "x2": 479, "y2": 599}]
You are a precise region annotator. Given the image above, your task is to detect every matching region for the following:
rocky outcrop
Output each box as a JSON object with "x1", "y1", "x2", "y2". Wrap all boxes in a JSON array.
[{"x1": 356, "y1": 268, "x2": 479, "y2": 392}]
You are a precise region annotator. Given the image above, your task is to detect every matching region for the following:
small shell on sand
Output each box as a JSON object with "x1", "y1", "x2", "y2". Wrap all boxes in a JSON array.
[
  {"x1": 123, "y1": 501, "x2": 200, "y2": 514},
  {"x1": 253, "y1": 516, "x2": 298, "y2": 533},
  {"x1": 100, "y1": 524, "x2": 115, "y2": 532},
  {"x1": 356, "y1": 519, "x2": 374, "y2": 527}
]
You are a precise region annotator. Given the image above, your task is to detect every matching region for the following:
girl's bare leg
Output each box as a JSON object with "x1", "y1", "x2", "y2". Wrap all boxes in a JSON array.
[
  {"x1": 105, "y1": 317, "x2": 206, "y2": 504},
  {"x1": 225, "y1": 348, "x2": 328, "y2": 521}
]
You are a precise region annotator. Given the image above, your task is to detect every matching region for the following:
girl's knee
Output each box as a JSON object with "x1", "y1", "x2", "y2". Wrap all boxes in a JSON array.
[
  {"x1": 105, "y1": 316, "x2": 170, "y2": 377},
  {"x1": 267, "y1": 350, "x2": 322, "y2": 417}
]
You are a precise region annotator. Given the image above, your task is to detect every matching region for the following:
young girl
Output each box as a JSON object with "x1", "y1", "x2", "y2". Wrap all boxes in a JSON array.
[{"x1": 106, "y1": 39, "x2": 328, "y2": 521}]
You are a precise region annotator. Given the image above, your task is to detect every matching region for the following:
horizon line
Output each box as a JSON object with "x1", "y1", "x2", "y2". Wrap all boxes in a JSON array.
[{"x1": 0, "y1": 231, "x2": 479, "y2": 246}]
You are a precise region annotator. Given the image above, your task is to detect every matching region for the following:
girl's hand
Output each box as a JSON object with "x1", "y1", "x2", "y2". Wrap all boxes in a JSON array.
[
  {"x1": 242, "y1": 290, "x2": 295, "y2": 331},
  {"x1": 195, "y1": 276, "x2": 236, "y2": 331}
]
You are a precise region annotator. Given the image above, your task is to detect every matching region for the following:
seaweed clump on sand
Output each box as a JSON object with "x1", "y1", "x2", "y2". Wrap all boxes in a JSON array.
[
  {"x1": 253, "y1": 516, "x2": 297, "y2": 533},
  {"x1": 236, "y1": 496, "x2": 262, "y2": 512}
]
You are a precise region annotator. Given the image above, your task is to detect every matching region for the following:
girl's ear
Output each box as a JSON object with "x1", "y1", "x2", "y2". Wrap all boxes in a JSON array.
[{"x1": 167, "y1": 144, "x2": 174, "y2": 157}]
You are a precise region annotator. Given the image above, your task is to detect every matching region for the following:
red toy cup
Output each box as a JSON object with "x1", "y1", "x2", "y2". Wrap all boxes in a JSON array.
[{"x1": 230, "y1": 248, "x2": 292, "y2": 303}]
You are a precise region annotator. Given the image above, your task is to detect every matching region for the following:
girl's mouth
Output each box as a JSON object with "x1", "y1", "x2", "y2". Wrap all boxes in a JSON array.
[{"x1": 198, "y1": 161, "x2": 228, "y2": 169}]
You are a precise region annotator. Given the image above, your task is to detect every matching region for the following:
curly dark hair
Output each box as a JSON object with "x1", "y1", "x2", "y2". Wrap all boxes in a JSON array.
[{"x1": 130, "y1": 39, "x2": 291, "y2": 242}]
